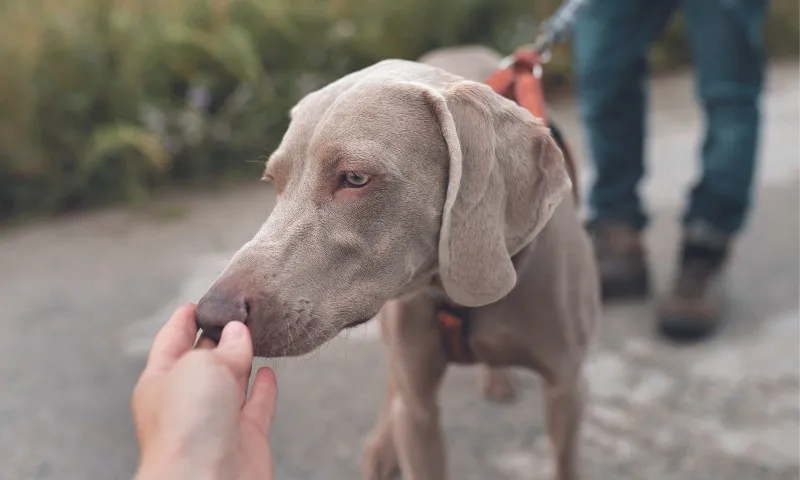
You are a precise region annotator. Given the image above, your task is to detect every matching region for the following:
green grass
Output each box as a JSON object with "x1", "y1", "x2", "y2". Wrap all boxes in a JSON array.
[{"x1": 0, "y1": 0, "x2": 796, "y2": 221}]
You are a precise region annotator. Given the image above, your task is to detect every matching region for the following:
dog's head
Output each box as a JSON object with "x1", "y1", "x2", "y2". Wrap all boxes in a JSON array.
[{"x1": 196, "y1": 60, "x2": 571, "y2": 357}]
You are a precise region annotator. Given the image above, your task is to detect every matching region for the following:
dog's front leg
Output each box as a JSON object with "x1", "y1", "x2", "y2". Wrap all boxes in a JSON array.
[
  {"x1": 367, "y1": 295, "x2": 448, "y2": 480},
  {"x1": 362, "y1": 313, "x2": 400, "y2": 480},
  {"x1": 391, "y1": 360, "x2": 447, "y2": 480}
]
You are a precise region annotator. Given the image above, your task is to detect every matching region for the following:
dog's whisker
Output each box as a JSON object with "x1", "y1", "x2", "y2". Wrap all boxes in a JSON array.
[
  {"x1": 243, "y1": 142, "x2": 275, "y2": 153},
  {"x1": 297, "y1": 319, "x2": 313, "y2": 345},
  {"x1": 287, "y1": 322, "x2": 295, "y2": 356}
]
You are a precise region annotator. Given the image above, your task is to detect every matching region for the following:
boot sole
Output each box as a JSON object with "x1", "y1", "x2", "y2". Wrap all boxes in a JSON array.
[{"x1": 657, "y1": 315, "x2": 718, "y2": 343}]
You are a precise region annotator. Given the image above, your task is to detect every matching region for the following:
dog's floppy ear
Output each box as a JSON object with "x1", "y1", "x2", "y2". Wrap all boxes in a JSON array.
[{"x1": 420, "y1": 80, "x2": 571, "y2": 307}]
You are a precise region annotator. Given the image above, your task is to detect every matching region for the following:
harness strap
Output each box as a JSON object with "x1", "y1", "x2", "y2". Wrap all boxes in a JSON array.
[
  {"x1": 484, "y1": 49, "x2": 549, "y2": 125},
  {"x1": 484, "y1": 48, "x2": 580, "y2": 203},
  {"x1": 435, "y1": 299, "x2": 476, "y2": 364}
]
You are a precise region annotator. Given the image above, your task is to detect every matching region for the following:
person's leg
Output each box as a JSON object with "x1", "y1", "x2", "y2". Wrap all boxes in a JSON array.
[
  {"x1": 659, "y1": 0, "x2": 768, "y2": 341},
  {"x1": 681, "y1": 0, "x2": 767, "y2": 236},
  {"x1": 573, "y1": 0, "x2": 679, "y2": 301}
]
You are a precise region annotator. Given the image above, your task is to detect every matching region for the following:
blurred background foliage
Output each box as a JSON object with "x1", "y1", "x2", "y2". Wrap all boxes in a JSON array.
[{"x1": 0, "y1": 0, "x2": 797, "y2": 220}]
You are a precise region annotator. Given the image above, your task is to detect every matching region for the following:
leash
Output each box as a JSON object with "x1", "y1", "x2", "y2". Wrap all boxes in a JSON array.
[
  {"x1": 535, "y1": 0, "x2": 592, "y2": 54},
  {"x1": 482, "y1": 0, "x2": 588, "y2": 204},
  {"x1": 435, "y1": 0, "x2": 590, "y2": 365},
  {"x1": 483, "y1": 0, "x2": 591, "y2": 125},
  {"x1": 484, "y1": 49, "x2": 550, "y2": 125}
]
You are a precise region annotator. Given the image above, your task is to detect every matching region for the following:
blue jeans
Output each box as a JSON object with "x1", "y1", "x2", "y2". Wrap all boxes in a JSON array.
[{"x1": 574, "y1": 0, "x2": 768, "y2": 235}]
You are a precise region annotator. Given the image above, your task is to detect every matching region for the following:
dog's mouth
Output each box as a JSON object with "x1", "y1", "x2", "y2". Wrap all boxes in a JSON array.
[
  {"x1": 198, "y1": 320, "x2": 250, "y2": 345},
  {"x1": 198, "y1": 327, "x2": 225, "y2": 345},
  {"x1": 342, "y1": 317, "x2": 372, "y2": 329}
]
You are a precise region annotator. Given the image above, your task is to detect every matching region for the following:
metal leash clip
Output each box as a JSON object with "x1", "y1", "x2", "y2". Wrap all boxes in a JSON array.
[{"x1": 497, "y1": 37, "x2": 551, "y2": 79}]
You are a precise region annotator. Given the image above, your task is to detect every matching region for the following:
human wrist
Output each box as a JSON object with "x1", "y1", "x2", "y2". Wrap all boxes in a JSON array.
[{"x1": 135, "y1": 435, "x2": 221, "y2": 480}]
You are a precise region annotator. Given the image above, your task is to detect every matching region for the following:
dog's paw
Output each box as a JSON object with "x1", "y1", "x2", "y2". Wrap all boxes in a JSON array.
[
  {"x1": 362, "y1": 436, "x2": 400, "y2": 480},
  {"x1": 480, "y1": 366, "x2": 517, "y2": 403}
]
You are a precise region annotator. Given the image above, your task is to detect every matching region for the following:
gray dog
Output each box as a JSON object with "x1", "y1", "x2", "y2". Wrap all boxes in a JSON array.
[{"x1": 196, "y1": 46, "x2": 600, "y2": 480}]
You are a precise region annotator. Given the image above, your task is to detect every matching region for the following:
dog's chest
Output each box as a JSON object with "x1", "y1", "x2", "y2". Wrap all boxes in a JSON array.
[
  {"x1": 434, "y1": 298, "x2": 532, "y2": 367},
  {"x1": 429, "y1": 275, "x2": 531, "y2": 367}
]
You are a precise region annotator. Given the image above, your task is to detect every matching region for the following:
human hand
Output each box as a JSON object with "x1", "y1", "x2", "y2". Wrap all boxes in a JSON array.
[{"x1": 132, "y1": 304, "x2": 277, "y2": 480}]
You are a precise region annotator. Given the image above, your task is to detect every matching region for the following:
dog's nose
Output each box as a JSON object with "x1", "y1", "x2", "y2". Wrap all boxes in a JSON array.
[{"x1": 195, "y1": 290, "x2": 249, "y2": 343}]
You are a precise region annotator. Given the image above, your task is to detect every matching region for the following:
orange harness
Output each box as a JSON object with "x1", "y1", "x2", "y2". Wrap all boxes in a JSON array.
[
  {"x1": 435, "y1": 48, "x2": 580, "y2": 364},
  {"x1": 435, "y1": 300, "x2": 476, "y2": 365},
  {"x1": 485, "y1": 49, "x2": 550, "y2": 125},
  {"x1": 485, "y1": 48, "x2": 580, "y2": 204}
]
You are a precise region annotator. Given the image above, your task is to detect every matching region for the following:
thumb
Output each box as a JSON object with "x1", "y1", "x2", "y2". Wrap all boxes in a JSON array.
[
  {"x1": 213, "y1": 321, "x2": 254, "y2": 388},
  {"x1": 242, "y1": 367, "x2": 278, "y2": 435}
]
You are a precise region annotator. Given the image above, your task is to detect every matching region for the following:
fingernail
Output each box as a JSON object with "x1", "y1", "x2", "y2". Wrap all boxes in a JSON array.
[{"x1": 221, "y1": 321, "x2": 246, "y2": 342}]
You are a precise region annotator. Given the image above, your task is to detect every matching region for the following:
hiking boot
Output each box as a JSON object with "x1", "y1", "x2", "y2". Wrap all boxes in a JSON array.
[
  {"x1": 586, "y1": 220, "x2": 650, "y2": 302},
  {"x1": 658, "y1": 237, "x2": 729, "y2": 342}
]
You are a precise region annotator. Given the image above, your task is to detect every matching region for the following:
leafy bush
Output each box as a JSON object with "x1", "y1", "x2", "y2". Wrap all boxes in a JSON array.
[{"x1": 0, "y1": 0, "x2": 796, "y2": 220}]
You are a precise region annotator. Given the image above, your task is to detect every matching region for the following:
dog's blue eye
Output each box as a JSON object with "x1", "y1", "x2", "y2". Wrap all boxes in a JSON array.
[{"x1": 342, "y1": 172, "x2": 369, "y2": 188}]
